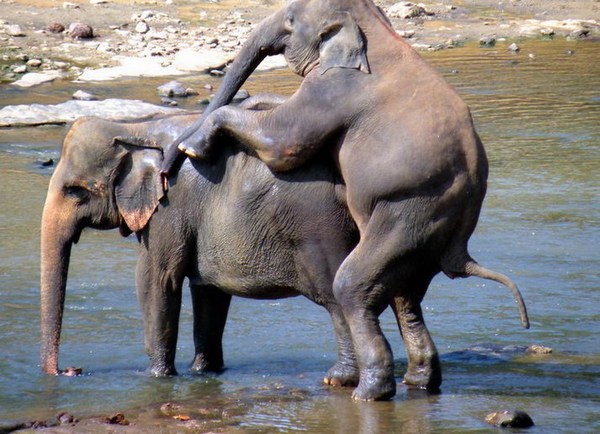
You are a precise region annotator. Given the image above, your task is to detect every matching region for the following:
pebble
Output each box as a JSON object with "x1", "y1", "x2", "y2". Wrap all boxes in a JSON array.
[
  {"x1": 485, "y1": 410, "x2": 534, "y2": 428},
  {"x1": 13, "y1": 65, "x2": 27, "y2": 73},
  {"x1": 507, "y1": 42, "x2": 520, "y2": 52}
]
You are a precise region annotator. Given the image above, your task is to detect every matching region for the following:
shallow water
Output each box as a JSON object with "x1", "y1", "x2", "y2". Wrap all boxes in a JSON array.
[{"x1": 0, "y1": 39, "x2": 599, "y2": 432}]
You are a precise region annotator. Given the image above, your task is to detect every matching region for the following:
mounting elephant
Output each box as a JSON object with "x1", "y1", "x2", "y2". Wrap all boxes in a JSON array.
[
  {"x1": 40, "y1": 112, "x2": 362, "y2": 383},
  {"x1": 163, "y1": 0, "x2": 530, "y2": 400}
]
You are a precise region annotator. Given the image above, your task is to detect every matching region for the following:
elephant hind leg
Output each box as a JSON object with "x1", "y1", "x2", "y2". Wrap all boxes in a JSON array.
[
  {"x1": 190, "y1": 285, "x2": 232, "y2": 373},
  {"x1": 390, "y1": 271, "x2": 441, "y2": 391}
]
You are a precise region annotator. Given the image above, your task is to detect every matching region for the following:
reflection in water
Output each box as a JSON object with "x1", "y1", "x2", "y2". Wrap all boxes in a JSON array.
[{"x1": 0, "y1": 39, "x2": 598, "y2": 431}]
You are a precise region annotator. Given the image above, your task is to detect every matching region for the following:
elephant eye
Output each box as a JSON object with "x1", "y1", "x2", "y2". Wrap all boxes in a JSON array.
[
  {"x1": 285, "y1": 13, "x2": 294, "y2": 30},
  {"x1": 64, "y1": 185, "x2": 90, "y2": 201}
]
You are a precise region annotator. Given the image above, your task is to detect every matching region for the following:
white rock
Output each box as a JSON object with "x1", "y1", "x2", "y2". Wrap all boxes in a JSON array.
[
  {"x1": 76, "y1": 56, "x2": 185, "y2": 81},
  {"x1": 172, "y1": 48, "x2": 234, "y2": 72},
  {"x1": 135, "y1": 21, "x2": 150, "y2": 34},
  {"x1": 11, "y1": 71, "x2": 63, "y2": 87},
  {"x1": 26, "y1": 58, "x2": 43, "y2": 67},
  {"x1": 0, "y1": 99, "x2": 184, "y2": 127},
  {"x1": 72, "y1": 90, "x2": 98, "y2": 100},
  {"x1": 5, "y1": 24, "x2": 25, "y2": 37}
]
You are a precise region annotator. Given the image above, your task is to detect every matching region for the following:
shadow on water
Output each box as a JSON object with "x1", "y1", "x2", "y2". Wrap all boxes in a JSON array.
[{"x1": 1, "y1": 39, "x2": 599, "y2": 432}]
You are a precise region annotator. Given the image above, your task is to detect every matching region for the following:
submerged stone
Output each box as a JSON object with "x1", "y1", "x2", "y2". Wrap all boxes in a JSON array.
[{"x1": 485, "y1": 410, "x2": 534, "y2": 428}]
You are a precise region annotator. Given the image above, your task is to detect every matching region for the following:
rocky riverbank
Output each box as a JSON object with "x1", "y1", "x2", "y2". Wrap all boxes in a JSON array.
[{"x1": 1, "y1": 0, "x2": 598, "y2": 86}]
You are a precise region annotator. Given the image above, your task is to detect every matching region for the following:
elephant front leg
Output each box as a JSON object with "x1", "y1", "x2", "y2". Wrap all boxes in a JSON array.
[
  {"x1": 178, "y1": 81, "x2": 346, "y2": 172},
  {"x1": 190, "y1": 285, "x2": 232, "y2": 373},
  {"x1": 323, "y1": 303, "x2": 360, "y2": 388},
  {"x1": 136, "y1": 249, "x2": 183, "y2": 376},
  {"x1": 391, "y1": 291, "x2": 441, "y2": 391}
]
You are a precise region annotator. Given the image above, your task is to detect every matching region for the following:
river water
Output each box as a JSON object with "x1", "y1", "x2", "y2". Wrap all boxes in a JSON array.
[{"x1": 1, "y1": 39, "x2": 598, "y2": 432}]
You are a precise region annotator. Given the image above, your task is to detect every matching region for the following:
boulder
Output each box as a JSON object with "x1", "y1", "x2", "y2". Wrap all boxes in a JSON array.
[
  {"x1": 69, "y1": 23, "x2": 94, "y2": 39},
  {"x1": 0, "y1": 99, "x2": 185, "y2": 127},
  {"x1": 172, "y1": 48, "x2": 234, "y2": 73}
]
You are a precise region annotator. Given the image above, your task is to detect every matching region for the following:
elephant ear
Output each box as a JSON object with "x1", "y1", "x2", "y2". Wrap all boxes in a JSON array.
[
  {"x1": 319, "y1": 11, "x2": 370, "y2": 75},
  {"x1": 113, "y1": 136, "x2": 165, "y2": 233}
]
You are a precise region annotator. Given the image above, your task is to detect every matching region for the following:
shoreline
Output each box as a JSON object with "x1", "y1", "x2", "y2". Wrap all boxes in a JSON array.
[{"x1": 1, "y1": 0, "x2": 598, "y2": 86}]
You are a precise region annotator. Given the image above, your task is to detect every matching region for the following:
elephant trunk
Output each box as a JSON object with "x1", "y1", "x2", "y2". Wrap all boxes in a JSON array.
[
  {"x1": 40, "y1": 189, "x2": 76, "y2": 375},
  {"x1": 162, "y1": 9, "x2": 286, "y2": 173}
]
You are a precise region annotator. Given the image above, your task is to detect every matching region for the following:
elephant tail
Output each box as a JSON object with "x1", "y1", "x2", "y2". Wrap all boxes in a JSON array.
[{"x1": 443, "y1": 258, "x2": 530, "y2": 329}]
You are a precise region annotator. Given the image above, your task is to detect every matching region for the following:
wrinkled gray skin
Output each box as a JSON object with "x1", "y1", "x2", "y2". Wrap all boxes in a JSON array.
[
  {"x1": 165, "y1": 0, "x2": 530, "y2": 400},
  {"x1": 40, "y1": 112, "x2": 362, "y2": 384}
]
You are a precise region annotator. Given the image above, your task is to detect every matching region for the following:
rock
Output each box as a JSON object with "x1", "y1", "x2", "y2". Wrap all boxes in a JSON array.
[
  {"x1": 232, "y1": 89, "x2": 250, "y2": 103},
  {"x1": 63, "y1": 2, "x2": 80, "y2": 9},
  {"x1": 13, "y1": 65, "x2": 28, "y2": 74},
  {"x1": 479, "y1": 35, "x2": 496, "y2": 46},
  {"x1": 173, "y1": 48, "x2": 234, "y2": 73},
  {"x1": 27, "y1": 58, "x2": 43, "y2": 67},
  {"x1": 569, "y1": 29, "x2": 590, "y2": 39},
  {"x1": 46, "y1": 23, "x2": 65, "y2": 33},
  {"x1": 135, "y1": 21, "x2": 150, "y2": 34},
  {"x1": 526, "y1": 344, "x2": 552, "y2": 354},
  {"x1": 397, "y1": 29, "x2": 416, "y2": 38},
  {"x1": 106, "y1": 413, "x2": 129, "y2": 425},
  {"x1": 90, "y1": 0, "x2": 108, "y2": 4},
  {"x1": 0, "y1": 98, "x2": 184, "y2": 127},
  {"x1": 160, "y1": 97, "x2": 178, "y2": 106},
  {"x1": 540, "y1": 27, "x2": 555, "y2": 37},
  {"x1": 209, "y1": 69, "x2": 225, "y2": 77},
  {"x1": 11, "y1": 71, "x2": 63, "y2": 87},
  {"x1": 56, "y1": 412, "x2": 77, "y2": 425},
  {"x1": 5, "y1": 24, "x2": 26, "y2": 37},
  {"x1": 72, "y1": 90, "x2": 98, "y2": 101},
  {"x1": 69, "y1": 23, "x2": 94, "y2": 39},
  {"x1": 185, "y1": 87, "x2": 199, "y2": 96},
  {"x1": 388, "y1": 2, "x2": 431, "y2": 19},
  {"x1": 485, "y1": 410, "x2": 534, "y2": 428},
  {"x1": 157, "y1": 80, "x2": 188, "y2": 97},
  {"x1": 507, "y1": 42, "x2": 520, "y2": 52},
  {"x1": 76, "y1": 56, "x2": 185, "y2": 81}
]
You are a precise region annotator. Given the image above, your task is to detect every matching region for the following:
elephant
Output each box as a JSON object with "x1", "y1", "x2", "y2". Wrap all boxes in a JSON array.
[
  {"x1": 40, "y1": 112, "x2": 362, "y2": 384},
  {"x1": 161, "y1": 0, "x2": 530, "y2": 401}
]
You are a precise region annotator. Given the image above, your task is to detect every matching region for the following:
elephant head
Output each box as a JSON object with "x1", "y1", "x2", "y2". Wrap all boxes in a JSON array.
[
  {"x1": 40, "y1": 117, "x2": 164, "y2": 375},
  {"x1": 165, "y1": 0, "x2": 374, "y2": 170}
]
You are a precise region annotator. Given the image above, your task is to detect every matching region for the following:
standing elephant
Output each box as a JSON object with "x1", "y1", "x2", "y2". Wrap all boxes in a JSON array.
[
  {"x1": 163, "y1": 0, "x2": 530, "y2": 400},
  {"x1": 40, "y1": 112, "x2": 361, "y2": 385}
]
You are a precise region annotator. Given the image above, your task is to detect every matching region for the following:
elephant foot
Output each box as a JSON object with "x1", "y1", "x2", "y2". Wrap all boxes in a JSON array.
[
  {"x1": 402, "y1": 365, "x2": 442, "y2": 392},
  {"x1": 323, "y1": 362, "x2": 359, "y2": 388},
  {"x1": 178, "y1": 142, "x2": 210, "y2": 161},
  {"x1": 351, "y1": 369, "x2": 396, "y2": 401},
  {"x1": 190, "y1": 354, "x2": 224, "y2": 373},
  {"x1": 60, "y1": 366, "x2": 83, "y2": 377},
  {"x1": 149, "y1": 363, "x2": 178, "y2": 377}
]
